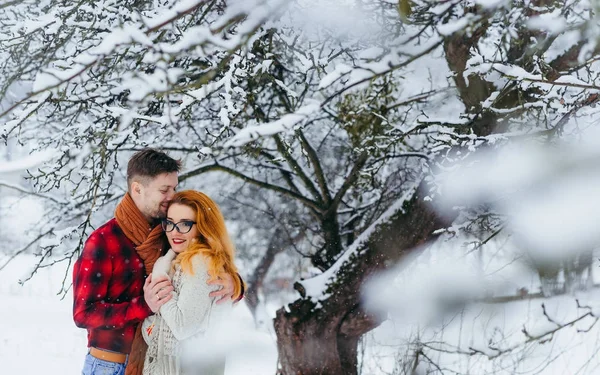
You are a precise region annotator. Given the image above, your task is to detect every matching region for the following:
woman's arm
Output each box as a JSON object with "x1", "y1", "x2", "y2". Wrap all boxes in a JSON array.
[
  {"x1": 158, "y1": 255, "x2": 216, "y2": 341},
  {"x1": 141, "y1": 316, "x2": 156, "y2": 345}
]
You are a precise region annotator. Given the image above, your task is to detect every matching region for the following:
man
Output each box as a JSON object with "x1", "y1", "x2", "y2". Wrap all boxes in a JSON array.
[{"x1": 73, "y1": 149, "x2": 243, "y2": 375}]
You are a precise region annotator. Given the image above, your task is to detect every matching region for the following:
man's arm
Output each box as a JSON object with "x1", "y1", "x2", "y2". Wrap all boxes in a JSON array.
[
  {"x1": 72, "y1": 232, "x2": 153, "y2": 329},
  {"x1": 207, "y1": 272, "x2": 245, "y2": 304}
]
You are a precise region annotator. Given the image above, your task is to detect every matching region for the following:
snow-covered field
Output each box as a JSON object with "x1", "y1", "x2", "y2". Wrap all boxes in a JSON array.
[
  {"x1": 3, "y1": 244, "x2": 600, "y2": 375},
  {"x1": 0, "y1": 255, "x2": 277, "y2": 375}
]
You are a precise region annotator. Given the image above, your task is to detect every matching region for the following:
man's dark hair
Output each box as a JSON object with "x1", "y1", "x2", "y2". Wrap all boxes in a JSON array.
[{"x1": 127, "y1": 148, "x2": 182, "y2": 190}]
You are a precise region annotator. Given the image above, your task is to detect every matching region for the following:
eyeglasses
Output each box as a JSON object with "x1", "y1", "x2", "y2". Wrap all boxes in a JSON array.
[{"x1": 161, "y1": 219, "x2": 197, "y2": 234}]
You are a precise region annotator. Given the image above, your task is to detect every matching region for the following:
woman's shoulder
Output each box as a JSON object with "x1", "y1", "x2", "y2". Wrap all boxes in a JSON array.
[{"x1": 188, "y1": 253, "x2": 211, "y2": 274}]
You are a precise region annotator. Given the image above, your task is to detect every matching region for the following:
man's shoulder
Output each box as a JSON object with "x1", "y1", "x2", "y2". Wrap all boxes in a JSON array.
[
  {"x1": 86, "y1": 218, "x2": 129, "y2": 245},
  {"x1": 89, "y1": 218, "x2": 119, "y2": 236},
  {"x1": 83, "y1": 218, "x2": 134, "y2": 256}
]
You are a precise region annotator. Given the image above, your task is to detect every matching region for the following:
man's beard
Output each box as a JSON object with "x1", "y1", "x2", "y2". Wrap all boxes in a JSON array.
[
  {"x1": 153, "y1": 209, "x2": 167, "y2": 219},
  {"x1": 147, "y1": 204, "x2": 167, "y2": 220}
]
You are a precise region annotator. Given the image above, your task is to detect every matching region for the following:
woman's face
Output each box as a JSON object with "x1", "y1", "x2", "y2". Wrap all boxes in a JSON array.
[{"x1": 164, "y1": 203, "x2": 200, "y2": 253}]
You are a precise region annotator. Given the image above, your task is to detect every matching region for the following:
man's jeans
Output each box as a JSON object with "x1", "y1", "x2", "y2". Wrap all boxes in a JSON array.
[{"x1": 81, "y1": 353, "x2": 127, "y2": 375}]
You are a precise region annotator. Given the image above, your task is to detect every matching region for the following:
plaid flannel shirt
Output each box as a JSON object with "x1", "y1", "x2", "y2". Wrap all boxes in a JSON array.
[{"x1": 73, "y1": 218, "x2": 153, "y2": 354}]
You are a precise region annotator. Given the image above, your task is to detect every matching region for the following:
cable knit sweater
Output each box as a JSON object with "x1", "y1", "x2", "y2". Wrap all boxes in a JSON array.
[{"x1": 141, "y1": 250, "x2": 231, "y2": 375}]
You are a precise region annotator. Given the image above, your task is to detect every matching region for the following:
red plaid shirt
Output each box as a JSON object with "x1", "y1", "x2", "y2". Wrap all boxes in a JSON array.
[{"x1": 73, "y1": 218, "x2": 153, "y2": 354}]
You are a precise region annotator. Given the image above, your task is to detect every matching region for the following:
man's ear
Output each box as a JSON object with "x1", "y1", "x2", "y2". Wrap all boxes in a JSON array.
[{"x1": 131, "y1": 181, "x2": 143, "y2": 197}]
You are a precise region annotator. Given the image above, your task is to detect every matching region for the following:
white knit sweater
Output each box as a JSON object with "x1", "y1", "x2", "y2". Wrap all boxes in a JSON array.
[{"x1": 141, "y1": 250, "x2": 231, "y2": 375}]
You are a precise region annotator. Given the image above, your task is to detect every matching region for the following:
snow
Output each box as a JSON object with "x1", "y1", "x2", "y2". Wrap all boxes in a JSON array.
[
  {"x1": 508, "y1": 172, "x2": 600, "y2": 257},
  {"x1": 360, "y1": 237, "x2": 600, "y2": 374},
  {"x1": 39, "y1": 226, "x2": 80, "y2": 249},
  {"x1": 301, "y1": 181, "x2": 420, "y2": 302},
  {"x1": 2, "y1": 92, "x2": 51, "y2": 132},
  {"x1": 0, "y1": 149, "x2": 58, "y2": 174},
  {"x1": 318, "y1": 63, "x2": 353, "y2": 89},
  {"x1": 4, "y1": 0, "x2": 600, "y2": 373},
  {"x1": 357, "y1": 47, "x2": 384, "y2": 60},
  {"x1": 144, "y1": 0, "x2": 211, "y2": 30},
  {"x1": 437, "y1": 15, "x2": 475, "y2": 36},
  {"x1": 22, "y1": 12, "x2": 60, "y2": 35},
  {"x1": 437, "y1": 130, "x2": 600, "y2": 259},
  {"x1": 555, "y1": 74, "x2": 597, "y2": 86},
  {"x1": 224, "y1": 100, "x2": 321, "y2": 147},
  {"x1": 579, "y1": 36, "x2": 599, "y2": 64},
  {"x1": 0, "y1": 255, "x2": 277, "y2": 374},
  {"x1": 91, "y1": 25, "x2": 153, "y2": 56},
  {"x1": 543, "y1": 30, "x2": 582, "y2": 62},
  {"x1": 283, "y1": 0, "x2": 383, "y2": 41},
  {"x1": 527, "y1": 11, "x2": 568, "y2": 34},
  {"x1": 473, "y1": 0, "x2": 511, "y2": 9}
]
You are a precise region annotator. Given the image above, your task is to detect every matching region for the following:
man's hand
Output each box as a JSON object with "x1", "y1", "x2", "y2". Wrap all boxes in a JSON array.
[
  {"x1": 208, "y1": 273, "x2": 235, "y2": 304},
  {"x1": 143, "y1": 274, "x2": 174, "y2": 313}
]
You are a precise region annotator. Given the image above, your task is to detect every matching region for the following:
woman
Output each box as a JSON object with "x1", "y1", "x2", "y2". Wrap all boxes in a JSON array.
[{"x1": 141, "y1": 190, "x2": 243, "y2": 375}]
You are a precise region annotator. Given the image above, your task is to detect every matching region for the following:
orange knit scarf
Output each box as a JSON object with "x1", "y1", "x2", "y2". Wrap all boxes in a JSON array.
[{"x1": 114, "y1": 193, "x2": 166, "y2": 375}]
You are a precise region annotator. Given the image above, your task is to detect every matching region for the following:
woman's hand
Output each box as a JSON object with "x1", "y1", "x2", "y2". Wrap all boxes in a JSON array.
[{"x1": 144, "y1": 274, "x2": 174, "y2": 312}]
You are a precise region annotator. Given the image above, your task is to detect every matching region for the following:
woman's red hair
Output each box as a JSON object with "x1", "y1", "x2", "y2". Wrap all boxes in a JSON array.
[{"x1": 169, "y1": 190, "x2": 243, "y2": 299}]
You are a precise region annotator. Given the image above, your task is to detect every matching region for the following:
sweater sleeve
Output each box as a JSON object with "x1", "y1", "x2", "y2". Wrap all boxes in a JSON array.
[
  {"x1": 152, "y1": 249, "x2": 176, "y2": 279},
  {"x1": 141, "y1": 316, "x2": 157, "y2": 345},
  {"x1": 73, "y1": 231, "x2": 152, "y2": 329},
  {"x1": 158, "y1": 255, "x2": 216, "y2": 341}
]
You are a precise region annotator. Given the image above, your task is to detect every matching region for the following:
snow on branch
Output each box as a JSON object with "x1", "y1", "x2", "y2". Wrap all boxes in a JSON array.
[
  {"x1": 224, "y1": 100, "x2": 321, "y2": 147},
  {"x1": 300, "y1": 181, "x2": 420, "y2": 303}
]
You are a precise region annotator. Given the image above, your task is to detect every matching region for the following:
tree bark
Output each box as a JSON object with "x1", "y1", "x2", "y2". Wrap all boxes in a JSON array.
[
  {"x1": 315, "y1": 212, "x2": 344, "y2": 270},
  {"x1": 274, "y1": 299, "x2": 346, "y2": 374},
  {"x1": 274, "y1": 182, "x2": 454, "y2": 375}
]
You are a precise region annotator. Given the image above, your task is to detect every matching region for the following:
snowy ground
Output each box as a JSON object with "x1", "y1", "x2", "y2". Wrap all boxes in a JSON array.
[
  {"x1": 0, "y1": 255, "x2": 278, "y2": 375},
  {"x1": 4, "y1": 250, "x2": 600, "y2": 375}
]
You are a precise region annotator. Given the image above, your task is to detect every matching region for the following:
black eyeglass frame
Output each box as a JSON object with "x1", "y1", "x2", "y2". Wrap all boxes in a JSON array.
[{"x1": 161, "y1": 219, "x2": 197, "y2": 234}]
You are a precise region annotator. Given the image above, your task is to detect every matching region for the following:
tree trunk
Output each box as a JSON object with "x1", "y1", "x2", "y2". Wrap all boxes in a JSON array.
[
  {"x1": 274, "y1": 300, "x2": 348, "y2": 374},
  {"x1": 337, "y1": 334, "x2": 360, "y2": 374},
  {"x1": 246, "y1": 227, "x2": 290, "y2": 315},
  {"x1": 317, "y1": 212, "x2": 344, "y2": 269},
  {"x1": 274, "y1": 182, "x2": 453, "y2": 375}
]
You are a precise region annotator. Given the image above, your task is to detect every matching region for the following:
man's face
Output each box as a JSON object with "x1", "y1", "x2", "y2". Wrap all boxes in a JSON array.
[{"x1": 136, "y1": 172, "x2": 178, "y2": 220}]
